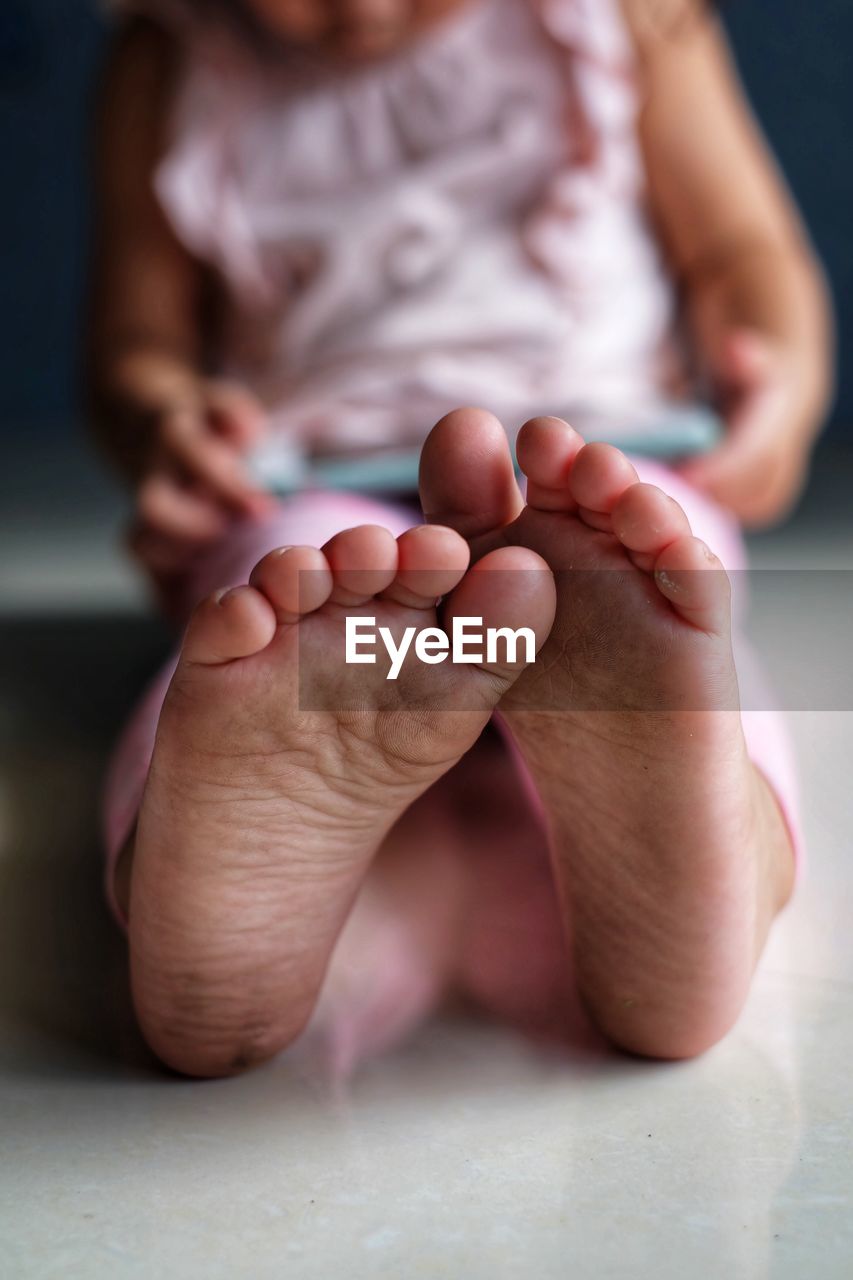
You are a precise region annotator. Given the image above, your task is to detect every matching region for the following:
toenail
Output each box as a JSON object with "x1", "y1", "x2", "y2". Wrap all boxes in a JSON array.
[
  {"x1": 271, "y1": 545, "x2": 294, "y2": 558},
  {"x1": 215, "y1": 585, "x2": 249, "y2": 606},
  {"x1": 699, "y1": 541, "x2": 716, "y2": 563}
]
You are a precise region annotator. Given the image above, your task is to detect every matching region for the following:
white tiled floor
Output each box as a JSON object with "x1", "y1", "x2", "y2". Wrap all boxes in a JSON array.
[{"x1": 1, "y1": 436, "x2": 852, "y2": 1278}]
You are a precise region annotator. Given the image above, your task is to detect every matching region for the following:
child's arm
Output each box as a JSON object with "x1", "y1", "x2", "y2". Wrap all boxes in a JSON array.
[
  {"x1": 623, "y1": 0, "x2": 834, "y2": 526},
  {"x1": 88, "y1": 18, "x2": 269, "y2": 571}
]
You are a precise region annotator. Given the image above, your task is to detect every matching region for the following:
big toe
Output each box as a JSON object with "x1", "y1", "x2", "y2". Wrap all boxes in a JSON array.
[
  {"x1": 419, "y1": 407, "x2": 523, "y2": 539},
  {"x1": 443, "y1": 545, "x2": 556, "y2": 688}
]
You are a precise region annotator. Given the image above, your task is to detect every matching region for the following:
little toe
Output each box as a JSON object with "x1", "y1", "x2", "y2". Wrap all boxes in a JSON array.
[
  {"x1": 515, "y1": 416, "x2": 585, "y2": 511},
  {"x1": 182, "y1": 585, "x2": 277, "y2": 666},
  {"x1": 569, "y1": 443, "x2": 639, "y2": 530},
  {"x1": 323, "y1": 525, "x2": 399, "y2": 605},
  {"x1": 381, "y1": 525, "x2": 471, "y2": 608},
  {"x1": 612, "y1": 483, "x2": 692, "y2": 572},
  {"x1": 654, "y1": 536, "x2": 732, "y2": 635},
  {"x1": 249, "y1": 546, "x2": 334, "y2": 623}
]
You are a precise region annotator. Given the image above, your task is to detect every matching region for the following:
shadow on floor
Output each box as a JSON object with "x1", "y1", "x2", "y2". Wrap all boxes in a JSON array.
[
  {"x1": 0, "y1": 615, "x2": 172, "y2": 1078},
  {"x1": 0, "y1": 613, "x2": 613, "y2": 1091}
]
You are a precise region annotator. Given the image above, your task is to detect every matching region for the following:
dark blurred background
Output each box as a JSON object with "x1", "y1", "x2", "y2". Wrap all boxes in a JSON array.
[{"x1": 1, "y1": 0, "x2": 851, "y2": 438}]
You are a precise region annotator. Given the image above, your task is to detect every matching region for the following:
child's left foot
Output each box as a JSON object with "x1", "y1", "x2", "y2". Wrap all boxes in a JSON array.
[
  {"x1": 420, "y1": 409, "x2": 796, "y2": 1058},
  {"x1": 128, "y1": 520, "x2": 555, "y2": 1077}
]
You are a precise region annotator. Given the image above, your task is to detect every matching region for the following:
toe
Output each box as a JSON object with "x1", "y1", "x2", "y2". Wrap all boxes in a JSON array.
[
  {"x1": 419, "y1": 407, "x2": 524, "y2": 539},
  {"x1": 569, "y1": 443, "x2": 639, "y2": 530},
  {"x1": 323, "y1": 525, "x2": 399, "y2": 604},
  {"x1": 182, "y1": 585, "x2": 277, "y2": 665},
  {"x1": 612, "y1": 483, "x2": 692, "y2": 571},
  {"x1": 515, "y1": 416, "x2": 585, "y2": 511},
  {"x1": 381, "y1": 525, "x2": 471, "y2": 607},
  {"x1": 249, "y1": 546, "x2": 334, "y2": 623},
  {"x1": 443, "y1": 545, "x2": 556, "y2": 686},
  {"x1": 654, "y1": 536, "x2": 732, "y2": 635}
]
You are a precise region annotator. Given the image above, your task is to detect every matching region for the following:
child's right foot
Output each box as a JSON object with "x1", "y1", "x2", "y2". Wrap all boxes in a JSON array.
[
  {"x1": 128, "y1": 522, "x2": 555, "y2": 1077},
  {"x1": 419, "y1": 408, "x2": 796, "y2": 1060}
]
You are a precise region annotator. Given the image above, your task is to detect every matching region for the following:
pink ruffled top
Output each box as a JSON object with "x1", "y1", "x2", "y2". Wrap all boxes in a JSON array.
[{"x1": 112, "y1": 0, "x2": 685, "y2": 454}]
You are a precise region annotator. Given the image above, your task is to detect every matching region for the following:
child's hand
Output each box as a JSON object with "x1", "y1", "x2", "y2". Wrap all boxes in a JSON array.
[
  {"x1": 127, "y1": 378, "x2": 273, "y2": 579},
  {"x1": 678, "y1": 329, "x2": 819, "y2": 527}
]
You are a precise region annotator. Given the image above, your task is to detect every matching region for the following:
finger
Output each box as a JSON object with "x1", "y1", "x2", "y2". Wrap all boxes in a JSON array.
[
  {"x1": 720, "y1": 329, "x2": 776, "y2": 388},
  {"x1": 682, "y1": 383, "x2": 783, "y2": 492},
  {"x1": 343, "y1": 0, "x2": 408, "y2": 21},
  {"x1": 701, "y1": 458, "x2": 802, "y2": 528},
  {"x1": 679, "y1": 414, "x2": 801, "y2": 525},
  {"x1": 680, "y1": 438, "x2": 757, "y2": 500},
  {"x1": 127, "y1": 523, "x2": 203, "y2": 575},
  {"x1": 263, "y1": 0, "x2": 328, "y2": 41},
  {"x1": 205, "y1": 381, "x2": 268, "y2": 449},
  {"x1": 337, "y1": 0, "x2": 409, "y2": 53},
  {"x1": 161, "y1": 410, "x2": 267, "y2": 512},
  {"x1": 137, "y1": 472, "x2": 229, "y2": 541},
  {"x1": 682, "y1": 333, "x2": 787, "y2": 484}
]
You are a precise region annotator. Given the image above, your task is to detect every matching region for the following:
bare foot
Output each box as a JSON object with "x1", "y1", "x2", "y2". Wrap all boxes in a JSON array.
[
  {"x1": 129, "y1": 521, "x2": 555, "y2": 1076},
  {"x1": 420, "y1": 408, "x2": 795, "y2": 1059}
]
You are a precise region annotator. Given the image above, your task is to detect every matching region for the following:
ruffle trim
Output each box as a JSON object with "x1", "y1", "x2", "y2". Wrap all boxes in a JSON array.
[{"x1": 149, "y1": 0, "x2": 647, "y2": 304}]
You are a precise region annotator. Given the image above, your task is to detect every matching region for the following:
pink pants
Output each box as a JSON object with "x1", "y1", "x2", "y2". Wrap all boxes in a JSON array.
[{"x1": 102, "y1": 460, "x2": 802, "y2": 923}]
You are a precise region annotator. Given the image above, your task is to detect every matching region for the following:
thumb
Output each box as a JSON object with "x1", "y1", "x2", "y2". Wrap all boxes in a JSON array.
[
  {"x1": 688, "y1": 330, "x2": 779, "y2": 466},
  {"x1": 205, "y1": 381, "x2": 268, "y2": 450},
  {"x1": 715, "y1": 327, "x2": 775, "y2": 391}
]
